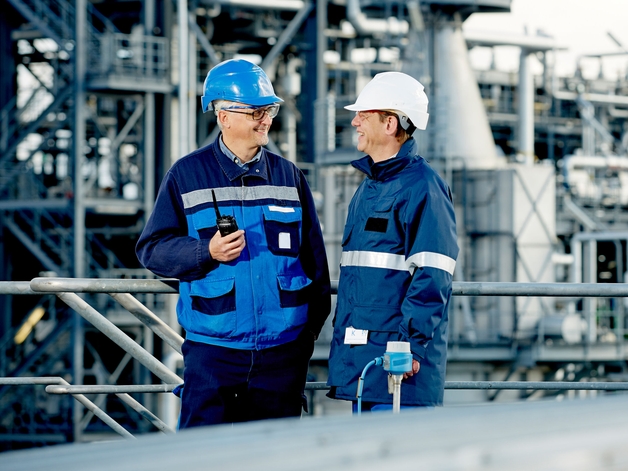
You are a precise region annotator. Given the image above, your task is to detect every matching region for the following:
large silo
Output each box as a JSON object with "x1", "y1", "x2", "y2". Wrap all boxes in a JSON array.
[{"x1": 411, "y1": 1, "x2": 560, "y2": 349}]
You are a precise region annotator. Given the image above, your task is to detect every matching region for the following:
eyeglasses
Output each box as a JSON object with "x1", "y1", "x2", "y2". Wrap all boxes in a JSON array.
[
  {"x1": 222, "y1": 104, "x2": 280, "y2": 121},
  {"x1": 356, "y1": 110, "x2": 397, "y2": 121}
]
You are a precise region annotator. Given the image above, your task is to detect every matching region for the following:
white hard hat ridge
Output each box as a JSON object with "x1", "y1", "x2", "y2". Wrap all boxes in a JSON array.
[{"x1": 345, "y1": 71, "x2": 430, "y2": 130}]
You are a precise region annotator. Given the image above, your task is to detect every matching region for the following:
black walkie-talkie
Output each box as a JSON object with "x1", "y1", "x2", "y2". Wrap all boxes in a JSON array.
[{"x1": 212, "y1": 189, "x2": 239, "y2": 236}]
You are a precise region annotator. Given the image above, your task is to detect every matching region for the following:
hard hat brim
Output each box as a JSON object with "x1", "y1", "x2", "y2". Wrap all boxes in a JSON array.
[{"x1": 344, "y1": 103, "x2": 429, "y2": 131}]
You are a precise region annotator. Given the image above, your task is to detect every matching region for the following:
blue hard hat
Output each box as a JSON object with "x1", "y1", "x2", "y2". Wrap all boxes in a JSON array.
[{"x1": 201, "y1": 59, "x2": 283, "y2": 113}]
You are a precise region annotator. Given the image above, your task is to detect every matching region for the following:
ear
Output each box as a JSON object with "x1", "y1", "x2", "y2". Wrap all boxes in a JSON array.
[
  {"x1": 217, "y1": 110, "x2": 230, "y2": 129},
  {"x1": 384, "y1": 116, "x2": 398, "y2": 136}
]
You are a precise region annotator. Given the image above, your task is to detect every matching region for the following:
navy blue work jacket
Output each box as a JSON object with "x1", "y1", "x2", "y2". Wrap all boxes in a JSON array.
[
  {"x1": 327, "y1": 138, "x2": 458, "y2": 406},
  {"x1": 136, "y1": 136, "x2": 331, "y2": 350}
]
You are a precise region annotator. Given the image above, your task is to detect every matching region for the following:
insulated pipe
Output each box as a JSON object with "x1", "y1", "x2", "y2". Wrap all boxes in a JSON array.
[
  {"x1": 553, "y1": 90, "x2": 628, "y2": 106},
  {"x1": 209, "y1": 0, "x2": 305, "y2": 9},
  {"x1": 346, "y1": 0, "x2": 409, "y2": 36},
  {"x1": 518, "y1": 49, "x2": 535, "y2": 165}
]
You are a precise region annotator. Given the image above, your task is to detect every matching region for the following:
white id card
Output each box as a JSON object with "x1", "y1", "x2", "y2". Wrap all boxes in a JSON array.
[
  {"x1": 344, "y1": 327, "x2": 368, "y2": 345},
  {"x1": 278, "y1": 232, "x2": 291, "y2": 249}
]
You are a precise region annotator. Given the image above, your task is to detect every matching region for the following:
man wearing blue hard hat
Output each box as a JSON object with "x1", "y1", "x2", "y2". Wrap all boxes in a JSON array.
[{"x1": 137, "y1": 59, "x2": 331, "y2": 427}]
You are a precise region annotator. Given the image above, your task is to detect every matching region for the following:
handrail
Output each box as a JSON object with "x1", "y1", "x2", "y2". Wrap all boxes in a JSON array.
[
  {"x1": 304, "y1": 381, "x2": 628, "y2": 391},
  {"x1": 3, "y1": 277, "x2": 628, "y2": 441},
  {"x1": 27, "y1": 277, "x2": 628, "y2": 297},
  {"x1": 0, "y1": 377, "x2": 135, "y2": 438},
  {"x1": 55, "y1": 291, "x2": 182, "y2": 384},
  {"x1": 30, "y1": 277, "x2": 179, "y2": 293}
]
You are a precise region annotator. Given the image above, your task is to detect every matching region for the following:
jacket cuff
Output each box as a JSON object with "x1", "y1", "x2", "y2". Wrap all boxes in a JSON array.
[
  {"x1": 198, "y1": 238, "x2": 218, "y2": 270},
  {"x1": 404, "y1": 336, "x2": 426, "y2": 361}
]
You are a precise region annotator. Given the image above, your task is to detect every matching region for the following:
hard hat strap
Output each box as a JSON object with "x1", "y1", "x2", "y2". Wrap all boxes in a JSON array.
[{"x1": 397, "y1": 113, "x2": 416, "y2": 135}]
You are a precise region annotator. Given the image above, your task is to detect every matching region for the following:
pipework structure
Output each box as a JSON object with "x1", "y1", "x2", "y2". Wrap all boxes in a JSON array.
[{"x1": 2, "y1": 0, "x2": 628, "y2": 449}]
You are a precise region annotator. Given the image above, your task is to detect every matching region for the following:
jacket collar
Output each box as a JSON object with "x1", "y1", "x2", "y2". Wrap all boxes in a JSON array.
[
  {"x1": 351, "y1": 138, "x2": 419, "y2": 181},
  {"x1": 211, "y1": 134, "x2": 269, "y2": 182}
]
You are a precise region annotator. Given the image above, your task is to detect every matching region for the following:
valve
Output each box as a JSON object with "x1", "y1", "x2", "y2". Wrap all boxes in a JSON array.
[
  {"x1": 383, "y1": 342, "x2": 412, "y2": 413},
  {"x1": 355, "y1": 341, "x2": 412, "y2": 415}
]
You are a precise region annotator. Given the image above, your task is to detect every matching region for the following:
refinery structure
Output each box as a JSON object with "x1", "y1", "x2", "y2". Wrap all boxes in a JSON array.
[{"x1": 1, "y1": 0, "x2": 628, "y2": 449}]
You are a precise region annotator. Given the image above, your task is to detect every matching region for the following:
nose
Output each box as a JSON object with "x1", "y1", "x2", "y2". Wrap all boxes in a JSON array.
[
  {"x1": 351, "y1": 114, "x2": 360, "y2": 127},
  {"x1": 260, "y1": 111, "x2": 273, "y2": 125}
]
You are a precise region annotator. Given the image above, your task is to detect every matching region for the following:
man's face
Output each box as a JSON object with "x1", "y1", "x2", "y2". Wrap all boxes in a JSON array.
[
  {"x1": 351, "y1": 111, "x2": 388, "y2": 155},
  {"x1": 221, "y1": 104, "x2": 277, "y2": 148}
]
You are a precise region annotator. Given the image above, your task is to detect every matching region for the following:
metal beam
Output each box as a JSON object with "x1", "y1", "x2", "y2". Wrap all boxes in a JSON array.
[{"x1": 261, "y1": 1, "x2": 313, "y2": 70}]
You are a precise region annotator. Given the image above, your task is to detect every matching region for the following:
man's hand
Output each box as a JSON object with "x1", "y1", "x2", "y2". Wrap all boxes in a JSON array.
[
  {"x1": 209, "y1": 229, "x2": 246, "y2": 262},
  {"x1": 403, "y1": 359, "x2": 420, "y2": 380}
]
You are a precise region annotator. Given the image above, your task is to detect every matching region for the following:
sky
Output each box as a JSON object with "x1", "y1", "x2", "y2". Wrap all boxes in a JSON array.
[{"x1": 462, "y1": 0, "x2": 628, "y2": 80}]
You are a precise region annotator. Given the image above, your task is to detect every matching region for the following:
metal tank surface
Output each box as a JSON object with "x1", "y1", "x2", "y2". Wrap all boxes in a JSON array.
[{"x1": 2, "y1": 394, "x2": 628, "y2": 470}]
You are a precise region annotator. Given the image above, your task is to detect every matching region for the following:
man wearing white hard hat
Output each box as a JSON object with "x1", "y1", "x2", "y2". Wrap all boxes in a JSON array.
[{"x1": 327, "y1": 72, "x2": 459, "y2": 411}]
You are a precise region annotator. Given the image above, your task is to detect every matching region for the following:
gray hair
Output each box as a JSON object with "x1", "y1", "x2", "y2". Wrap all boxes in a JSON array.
[{"x1": 213, "y1": 100, "x2": 239, "y2": 130}]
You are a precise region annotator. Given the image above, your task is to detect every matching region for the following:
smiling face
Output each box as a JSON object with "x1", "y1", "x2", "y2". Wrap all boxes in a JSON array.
[
  {"x1": 351, "y1": 110, "x2": 398, "y2": 161},
  {"x1": 218, "y1": 102, "x2": 275, "y2": 161}
]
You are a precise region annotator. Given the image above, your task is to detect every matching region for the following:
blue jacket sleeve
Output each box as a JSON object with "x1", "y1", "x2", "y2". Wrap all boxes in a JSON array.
[
  {"x1": 398, "y1": 184, "x2": 458, "y2": 360},
  {"x1": 296, "y1": 169, "x2": 332, "y2": 337},
  {"x1": 135, "y1": 171, "x2": 217, "y2": 281}
]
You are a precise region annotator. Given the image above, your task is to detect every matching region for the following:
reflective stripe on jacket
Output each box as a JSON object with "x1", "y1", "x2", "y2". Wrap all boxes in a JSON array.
[
  {"x1": 136, "y1": 136, "x2": 331, "y2": 350},
  {"x1": 327, "y1": 138, "x2": 458, "y2": 406}
]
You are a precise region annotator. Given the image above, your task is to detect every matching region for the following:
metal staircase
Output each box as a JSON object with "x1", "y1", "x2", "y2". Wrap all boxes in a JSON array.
[
  {"x1": 0, "y1": 0, "x2": 172, "y2": 448},
  {"x1": 1, "y1": 0, "x2": 141, "y2": 278}
]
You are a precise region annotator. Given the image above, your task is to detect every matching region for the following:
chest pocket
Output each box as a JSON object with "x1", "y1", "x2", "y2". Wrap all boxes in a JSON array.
[
  {"x1": 364, "y1": 198, "x2": 395, "y2": 233},
  {"x1": 262, "y1": 205, "x2": 302, "y2": 257},
  {"x1": 190, "y1": 208, "x2": 220, "y2": 240}
]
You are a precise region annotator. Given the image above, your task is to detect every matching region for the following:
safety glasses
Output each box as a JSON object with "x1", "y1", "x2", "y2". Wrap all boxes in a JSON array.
[
  {"x1": 356, "y1": 110, "x2": 397, "y2": 121},
  {"x1": 223, "y1": 104, "x2": 280, "y2": 121}
]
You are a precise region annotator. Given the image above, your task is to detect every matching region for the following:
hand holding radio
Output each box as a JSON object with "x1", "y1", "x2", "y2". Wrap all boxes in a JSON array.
[
  {"x1": 212, "y1": 189, "x2": 239, "y2": 236},
  {"x1": 209, "y1": 190, "x2": 245, "y2": 262}
]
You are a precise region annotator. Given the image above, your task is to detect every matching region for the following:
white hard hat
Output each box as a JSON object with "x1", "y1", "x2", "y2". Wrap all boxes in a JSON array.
[{"x1": 345, "y1": 72, "x2": 429, "y2": 131}]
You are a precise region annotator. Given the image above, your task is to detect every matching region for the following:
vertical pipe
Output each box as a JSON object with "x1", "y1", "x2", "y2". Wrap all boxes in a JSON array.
[
  {"x1": 74, "y1": 1, "x2": 86, "y2": 279},
  {"x1": 582, "y1": 240, "x2": 597, "y2": 343},
  {"x1": 188, "y1": 13, "x2": 197, "y2": 153},
  {"x1": 518, "y1": 48, "x2": 535, "y2": 165},
  {"x1": 73, "y1": 0, "x2": 87, "y2": 443},
  {"x1": 392, "y1": 375, "x2": 402, "y2": 414},
  {"x1": 286, "y1": 109, "x2": 297, "y2": 163},
  {"x1": 145, "y1": 0, "x2": 155, "y2": 33},
  {"x1": 316, "y1": 0, "x2": 326, "y2": 111},
  {"x1": 614, "y1": 240, "x2": 624, "y2": 356},
  {"x1": 315, "y1": 0, "x2": 327, "y2": 163},
  {"x1": 144, "y1": 94, "x2": 155, "y2": 215},
  {"x1": 178, "y1": 0, "x2": 189, "y2": 158},
  {"x1": 323, "y1": 168, "x2": 337, "y2": 278},
  {"x1": 144, "y1": 0, "x2": 156, "y2": 209}
]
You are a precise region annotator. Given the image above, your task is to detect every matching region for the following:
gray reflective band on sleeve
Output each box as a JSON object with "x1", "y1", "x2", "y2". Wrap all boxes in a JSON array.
[
  {"x1": 406, "y1": 251, "x2": 456, "y2": 275},
  {"x1": 340, "y1": 251, "x2": 407, "y2": 271},
  {"x1": 182, "y1": 186, "x2": 300, "y2": 209},
  {"x1": 341, "y1": 250, "x2": 456, "y2": 276}
]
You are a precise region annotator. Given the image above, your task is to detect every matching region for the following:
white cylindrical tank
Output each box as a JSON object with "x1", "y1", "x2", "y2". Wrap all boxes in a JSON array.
[{"x1": 431, "y1": 19, "x2": 505, "y2": 170}]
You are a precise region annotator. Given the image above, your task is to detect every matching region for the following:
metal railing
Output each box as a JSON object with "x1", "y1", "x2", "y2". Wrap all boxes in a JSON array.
[
  {"x1": 88, "y1": 33, "x2": 169, "y2": 81},
  {"x1": 3, "y1": 277, "x2": 628, "y2": 441}
]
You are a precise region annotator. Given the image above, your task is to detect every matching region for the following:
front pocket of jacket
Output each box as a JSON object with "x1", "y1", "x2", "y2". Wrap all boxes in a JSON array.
[
  {"x1": 190, "y1": 277, "x2": 236, "y2": 315},
  {"x1": 262, "y1": 205, "x2": 302, "y2": 257},
  {"x1": 352, "y1": 305, "x2": 401, "y2": 333},
  {"x1": 190, "y1": 208, "x2": 220, "y2": 240},
  {"x1": 277, "y1": 274, "x2": 312, "y2": 308}
]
